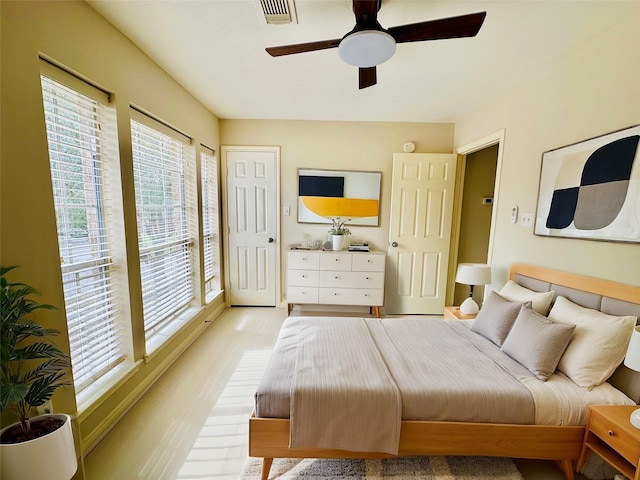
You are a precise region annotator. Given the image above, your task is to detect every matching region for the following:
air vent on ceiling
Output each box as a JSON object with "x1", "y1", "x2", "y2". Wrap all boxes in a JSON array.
[{"x1": 257, "y1": 0, "x2": 297, "y2": 24}]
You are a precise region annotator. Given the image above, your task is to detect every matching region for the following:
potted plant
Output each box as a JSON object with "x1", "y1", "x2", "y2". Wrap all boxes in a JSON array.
[
  {"x1": 0, "y1": 266, "x2": 77, "y2": 480},
  {"x1": 328, "y1": 217, "x2": 351, "y2": 251}
]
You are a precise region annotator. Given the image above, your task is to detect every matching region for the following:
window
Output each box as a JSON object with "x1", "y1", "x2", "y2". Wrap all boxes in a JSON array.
[
  {"x1": 130, "y1": 110, "x2": 196, "y2": 341},
  {"x1": 41, "y1": 62, "x2": 125, "y2": 393},
  {"x1": 201, "y1": 148, "x2": 221, "y2": 297}
]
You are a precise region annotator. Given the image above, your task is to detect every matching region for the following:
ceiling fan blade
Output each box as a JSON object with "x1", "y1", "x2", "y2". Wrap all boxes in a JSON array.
[
  {"x1": 266, "y1": 39, "x2": 341, "y2": 57},
  {"x1": 388, "y1": 12, "x2": 487, "y2": 44},
  {"x1": 359, "y1": 66, "x2": 377, "y2": 89}
]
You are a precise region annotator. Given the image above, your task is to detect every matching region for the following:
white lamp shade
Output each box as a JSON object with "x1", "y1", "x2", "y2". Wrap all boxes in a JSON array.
[
  {"x1": 455, "y1": 263, "x2": 492, "y2": 286},
  {"x1": 624, "y1": 326, "x2": 640, "y2": 372}
]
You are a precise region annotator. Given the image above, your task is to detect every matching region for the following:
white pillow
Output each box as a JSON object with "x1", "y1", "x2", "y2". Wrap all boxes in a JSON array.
[
  {"x1": 548, "y1": 296, "x2": 637, "y2": 390},
  {"x1": 499, "y1": 280, "x2": 554, "y2": 315}
]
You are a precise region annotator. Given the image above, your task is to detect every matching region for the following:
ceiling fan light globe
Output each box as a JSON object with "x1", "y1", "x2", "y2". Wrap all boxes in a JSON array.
[{"x1": 338, "y1": 30, "x2": 396, "y2": 67}]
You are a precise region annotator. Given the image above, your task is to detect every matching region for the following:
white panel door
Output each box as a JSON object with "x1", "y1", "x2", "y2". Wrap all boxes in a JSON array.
[
  {"x1": 223, "y1": 147, "x2": 279, "y2": 306},
  {"x1": 385, "y1": 153, "x2": 457, "y2": 314}
]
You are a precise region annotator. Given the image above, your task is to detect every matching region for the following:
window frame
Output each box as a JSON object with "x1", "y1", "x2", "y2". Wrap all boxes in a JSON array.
[
  {"x1": 40, "y1": 60, "x2": 127, "y2": 394},
  {"x1": 130, "y1": 108, "x2": 198, "y2": 345}
]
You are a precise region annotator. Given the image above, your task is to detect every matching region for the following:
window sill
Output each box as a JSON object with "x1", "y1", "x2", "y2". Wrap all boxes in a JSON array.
[
  {"x1": 144, "y1": 306, "x2": 206, "y2": 362},
  {"x1": 76, "y1": 359, "x2": 142, "y2": 420},
  {"x1": 205, "y1": 289, "x2": 224, "y2": 305}
]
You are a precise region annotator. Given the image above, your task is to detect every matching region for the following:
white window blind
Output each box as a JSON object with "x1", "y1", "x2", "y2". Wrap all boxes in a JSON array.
[
  {"x1": 40, "y1": 66, "x2": 125, "y2": 393},
  {"x1": 130, "y1": 111, "x2": 195, "y2": 338},
  {"x1": 201, "y1": 148, "x2": 220, "y2": 295}
]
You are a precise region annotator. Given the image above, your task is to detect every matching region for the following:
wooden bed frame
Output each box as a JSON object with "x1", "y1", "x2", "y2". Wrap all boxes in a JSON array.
[{"x1": 249, "y1": 263, "x2": 640, "y2": 480}]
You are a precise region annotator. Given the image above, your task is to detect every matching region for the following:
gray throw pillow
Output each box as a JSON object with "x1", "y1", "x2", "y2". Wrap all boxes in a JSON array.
[
  {"x1": 501, "y1": 305, "x2": 576, "y2": 381},
  {"x1": 471, "y1": 291, "x2": 529, "y2": 347}
]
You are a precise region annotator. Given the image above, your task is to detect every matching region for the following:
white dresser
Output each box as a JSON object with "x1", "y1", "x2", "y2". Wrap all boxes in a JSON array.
[{"x1": 286, "y1": 249, "x2": 386, "y2": 317}]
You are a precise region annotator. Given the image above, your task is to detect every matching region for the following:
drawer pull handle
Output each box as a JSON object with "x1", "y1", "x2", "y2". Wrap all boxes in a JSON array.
[
  {"x1": 366, "y1": 277, "x2": 370, "y2": 280},
  {"x1": 335, "y1": 276, "x2": 339, "y2": 279},
  {"x1": 302, "y1": 275, "x2": 306, "y2": 278},
  {"x1": 367, "y1": 260, "x2": 371, "y2": 263},
  {"x1": 608, "y1": 430, "x2": 614, "y2": 436}
]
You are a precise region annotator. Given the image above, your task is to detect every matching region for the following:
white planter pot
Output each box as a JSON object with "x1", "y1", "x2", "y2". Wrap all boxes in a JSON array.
[
  {"x1": 331, "y1": 234, "x2": 346, "y2": 251},
  {"x1": 0, "y1": 413, "x2": 77, "y2": 480}
]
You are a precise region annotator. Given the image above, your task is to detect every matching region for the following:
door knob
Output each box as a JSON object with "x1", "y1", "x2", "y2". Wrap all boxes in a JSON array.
[
  {"x1": 268, "y1": 237, "x2": 275, "y2": 243},
  {"x1": 391, "y1": 241, "x2": 398, "y2": 247}
]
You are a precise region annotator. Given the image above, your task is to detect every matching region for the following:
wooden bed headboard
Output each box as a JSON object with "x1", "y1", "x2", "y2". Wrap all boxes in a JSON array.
[{"x1": 509, "y1": 263, "x2": 640, "y2": 403}]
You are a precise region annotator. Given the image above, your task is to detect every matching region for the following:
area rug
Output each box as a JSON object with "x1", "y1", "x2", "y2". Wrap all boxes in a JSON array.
[{"x1": 240, "y1": 456, "x2": 525, "y2": 479}]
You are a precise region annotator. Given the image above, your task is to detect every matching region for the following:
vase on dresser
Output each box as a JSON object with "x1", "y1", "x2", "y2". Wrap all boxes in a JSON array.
[{"x1": 331, "y1": 234, "x2": 345, "y2": 251}]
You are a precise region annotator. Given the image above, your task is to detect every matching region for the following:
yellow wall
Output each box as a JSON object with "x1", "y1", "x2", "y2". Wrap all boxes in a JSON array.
[
  {"x1": 220, "y1": 119, "x2": 455, "y2": 302},
  {"x1": 1, "y1": 1, "x2": 223, "y2": 474},
  {"x1": 454, "y1": 8, "x2": 640, "y2": 289}
]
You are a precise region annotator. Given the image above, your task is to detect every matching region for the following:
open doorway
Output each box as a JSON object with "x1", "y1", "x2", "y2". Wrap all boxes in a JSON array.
[
  {"x1": 453, "y1": 145, "x2": 498, "y2": 306},
  {"x1": 447, "y1": 130, "x2": 505, "y2": 307}
]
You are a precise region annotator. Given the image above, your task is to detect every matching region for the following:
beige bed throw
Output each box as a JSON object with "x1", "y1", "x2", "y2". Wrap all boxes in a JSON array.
[{"x1": 289, "y1": 318, "x2": 402, "y2": 455}]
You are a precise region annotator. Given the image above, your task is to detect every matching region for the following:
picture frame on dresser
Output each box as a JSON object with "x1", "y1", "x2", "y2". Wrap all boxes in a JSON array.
[
  {"x1": 534, "y1": 125, "x2": 640, "y2": 243},
  {"x1": 297, "y1": 168, "x2": 382, "y2": 227}
]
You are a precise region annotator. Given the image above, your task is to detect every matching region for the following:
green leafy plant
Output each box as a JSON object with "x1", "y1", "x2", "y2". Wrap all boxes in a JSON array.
[
  {"x1": 328, "y1": 217, "x2": 351, "y2": 236},
  {"x1": 0, "y1": 266, "x2": 70, "y2": 434}
]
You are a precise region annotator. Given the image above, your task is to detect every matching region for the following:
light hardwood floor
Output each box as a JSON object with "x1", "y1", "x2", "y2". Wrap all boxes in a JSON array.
[{"x1": 84, "y1": 307, "x2": 590, "y2": 480}]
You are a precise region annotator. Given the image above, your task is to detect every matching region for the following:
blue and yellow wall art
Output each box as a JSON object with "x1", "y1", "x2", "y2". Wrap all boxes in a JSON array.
[
  {"x1": 297, "y1": 169, "x2": 382, "y2": 226},
  {"x1": 534, "y1": 125, "x2": 640, "y2": 243}
]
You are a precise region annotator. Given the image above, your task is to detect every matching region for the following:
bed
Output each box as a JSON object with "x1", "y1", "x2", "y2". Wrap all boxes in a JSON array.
[{"x1": 249, "y1": 263, "x2": 640, "y2": 480}]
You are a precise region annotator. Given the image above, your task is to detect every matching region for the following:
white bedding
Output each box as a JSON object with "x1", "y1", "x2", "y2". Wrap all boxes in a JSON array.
[{"x1": 523, "y1": 373, "x2": 634, "y2": 424}]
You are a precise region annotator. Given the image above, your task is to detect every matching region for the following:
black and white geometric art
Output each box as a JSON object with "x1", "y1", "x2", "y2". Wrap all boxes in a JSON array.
[{"x1": 535, "y1": 125, "x2": 640, "y2": 243}]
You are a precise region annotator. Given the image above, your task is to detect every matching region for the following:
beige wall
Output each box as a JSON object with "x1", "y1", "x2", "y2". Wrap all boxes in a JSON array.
[
  {"x1": 220, "y1": 120, "x2": 455, "y2": 302},
  {"x1": 454, "y1": 9, "x2": 640, "y2": 289},
  {"x1": 1, "y1": 1, "x2": 222, "y2": 473}
]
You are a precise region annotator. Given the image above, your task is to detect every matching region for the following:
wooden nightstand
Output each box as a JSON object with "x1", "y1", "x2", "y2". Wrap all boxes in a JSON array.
[
  {"x1": 577, "y1": 405, "x2": 640, "y2": 480},
  {"x1": 443, "y1": 306, "x2": 477, "y2": 320}
]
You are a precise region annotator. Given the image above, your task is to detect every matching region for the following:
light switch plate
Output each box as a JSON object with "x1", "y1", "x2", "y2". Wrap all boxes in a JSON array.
[{"x1": 521, "y1": 213, "x2": 533, "y2": 227}]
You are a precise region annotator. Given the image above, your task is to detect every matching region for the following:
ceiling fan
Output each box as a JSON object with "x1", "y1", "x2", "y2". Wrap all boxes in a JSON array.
[{"x1": 265, "y1": 0, "x2": 486, "y2": 89}]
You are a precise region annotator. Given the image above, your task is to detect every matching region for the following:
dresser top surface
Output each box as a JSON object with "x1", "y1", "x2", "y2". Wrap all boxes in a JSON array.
[{"x1": 289, "y1": 248, "x2": 384, "y2": 255}]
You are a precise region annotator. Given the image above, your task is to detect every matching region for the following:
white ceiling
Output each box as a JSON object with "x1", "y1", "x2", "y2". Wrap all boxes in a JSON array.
[{"x1": 86, "y1": 0, "x2": 637, "y2": 123}]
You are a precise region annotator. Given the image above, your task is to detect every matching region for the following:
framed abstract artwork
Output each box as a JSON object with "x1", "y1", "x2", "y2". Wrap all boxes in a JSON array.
[
  {"x1": 297, "y1": 168, "x2": 382, "y2": 226},
  {"x1": 534, "y1": 125, "x2": 640, "y2": 243}
]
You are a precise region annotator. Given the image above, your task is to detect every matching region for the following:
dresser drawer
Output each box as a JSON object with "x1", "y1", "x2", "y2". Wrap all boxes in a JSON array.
[
  {"x1": 352, "y1": 253, "x2": 385, "y2": 272},
  {"x1": 319, "y1": 288, "x2": 384, "y2": 306},
  {"x1": 590, "y1": 409, "x2": 640, "y2": 465},
  {"x1": 319, "y1": 253, "x2": 352, "y2": 271},
  {"x1": 287, "y1": 286, "x2": 319, "y2": 304},
  {"x1": 288, "y1": 251, "x2": 320, "y2": 270},
  {"x1": 319, "y1": 271, "x2": 384, "y2": 289},
  {"x1": 287, "y1": 270, "x2": 319, "y2": 287}
]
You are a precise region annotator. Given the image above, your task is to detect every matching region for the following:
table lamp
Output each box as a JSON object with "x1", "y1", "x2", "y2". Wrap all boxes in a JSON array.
[
  {"x1": 623, "y1": 325, "x2": 640, "y2": 429},
  {"x1": 455, "y1": 263, "x2": 492, "y2": 315}
]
